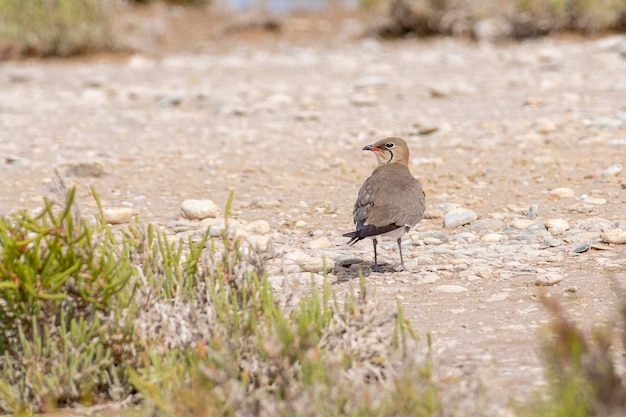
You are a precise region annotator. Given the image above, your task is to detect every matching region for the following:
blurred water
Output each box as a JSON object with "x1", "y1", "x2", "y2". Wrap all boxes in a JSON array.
[{"x1": 218, "y1": 0, "x2": 358, "y2": 11}]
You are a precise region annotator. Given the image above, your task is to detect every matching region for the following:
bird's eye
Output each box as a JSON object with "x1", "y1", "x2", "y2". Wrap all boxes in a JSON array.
[{"x1": 385, "y1": 142, "x2": 395, "y2": 149}]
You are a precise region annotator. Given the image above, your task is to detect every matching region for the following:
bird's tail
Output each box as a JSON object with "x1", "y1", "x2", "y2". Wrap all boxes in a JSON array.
[{"x1": 342, "y1": 231, "x2": 360, "y2": 245}]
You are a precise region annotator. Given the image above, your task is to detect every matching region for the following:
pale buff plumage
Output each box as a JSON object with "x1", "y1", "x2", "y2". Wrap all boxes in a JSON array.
[{"x1": 344, "y1": 137, "x2": 425, "y2": 271}]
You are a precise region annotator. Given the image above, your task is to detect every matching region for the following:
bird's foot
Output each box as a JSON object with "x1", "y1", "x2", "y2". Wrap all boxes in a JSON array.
[{"x1": 392, "y1": 263, "x2": 407, "y2": 272}]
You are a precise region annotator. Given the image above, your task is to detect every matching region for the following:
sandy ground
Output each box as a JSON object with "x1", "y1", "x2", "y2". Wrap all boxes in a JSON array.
[{"x1": 1, "y1": 5, "x2": 626, "y2": 415}]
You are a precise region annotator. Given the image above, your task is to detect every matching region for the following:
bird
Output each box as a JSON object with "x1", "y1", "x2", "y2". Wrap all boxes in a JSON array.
[{"x1": 343, "y1": 137, "x2": 425, "y2": 272}]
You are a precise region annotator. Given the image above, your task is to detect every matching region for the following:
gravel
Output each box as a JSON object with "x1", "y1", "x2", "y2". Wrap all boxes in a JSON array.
[{"x1": 1, "y1": 24, "x2": 625, "y2": 412}]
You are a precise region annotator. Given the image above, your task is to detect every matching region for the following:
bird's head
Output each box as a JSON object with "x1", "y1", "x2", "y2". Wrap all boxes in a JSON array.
[{"x1": 363, "y1": 137, "x2": 410, "y2": 166}]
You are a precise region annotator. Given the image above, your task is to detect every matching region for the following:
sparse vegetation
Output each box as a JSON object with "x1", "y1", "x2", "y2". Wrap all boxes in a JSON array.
[
  {"x1": 519, "y1": 295, "x2": 626, "y2": 417},
  {"x1": 377, "y1": 0, "x2": 626, "y2": 39},
  {"x1": 0, "y1": 0, "x2": 624, "y2": 59},
  {"x1": 0, "y1": 0, "x2": 117, "y2": 57},
  {"x1": 0, "y1": 187, "x2": 441, "y2": 416}
]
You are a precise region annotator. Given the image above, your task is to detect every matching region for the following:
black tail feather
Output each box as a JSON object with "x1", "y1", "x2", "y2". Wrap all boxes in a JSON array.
[
  {"x1": 343, "y1": 231, "x2": 360, "y2": 245},
  {"x1": 343, "y1": 224, "x2": 401, "y2": 245}
]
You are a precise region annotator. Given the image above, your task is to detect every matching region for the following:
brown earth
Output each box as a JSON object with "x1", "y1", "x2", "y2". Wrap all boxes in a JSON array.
[{"x1": 1, "y1": 5, "x2": 626, "y2": 416}]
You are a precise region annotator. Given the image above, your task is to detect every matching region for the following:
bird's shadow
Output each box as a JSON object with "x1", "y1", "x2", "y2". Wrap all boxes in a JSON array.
[{"x1": 332, "y1": 261, "x2": 396, "y2": 284}]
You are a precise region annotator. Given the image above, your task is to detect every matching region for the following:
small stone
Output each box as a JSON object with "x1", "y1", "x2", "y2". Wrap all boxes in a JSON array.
[
  {"x1": 423, "y1": 208, "x2": 445, "y2": 219},
  {"x1": 297, "y1": 255, "x2": 335, "y2": 273},
  {"x1": 535, "y1": 118, "x2": 557, "y2": 134},
  {"x1": 159, "y1": 93, "x2": 183, "y2": 107},
  {"x1": 434, "y1": 284, "x2": 468, "y2": 293},
  {"x1": 550, "y1": 187, "x2": 575, "y2": 198},
  {"x1": 251, "y1": 198, "x2": 282, "y2": 208},
  {"x1": 265, "y1": 93, "x2": 293, "y2": 105},
  {"x1": 103, "y1": 207, "x2": 133, "y2": 225},
  {"x1": 351, "y1": 94, "x2": 377, "y2": 106},
  {"x1": 5, "y1": 154, "x2": 30, "y2": 166},
  {"x1": 535, "y1": 273, "x2": 563, "y2": 286},
  {"x1": 527, "y1": 204, "x2": 539, "y2": 220},
  {"x1": 474, "y1": 267, "x2": 494, "y2": 280},
  {"x1": 510, "y1": 233, "x2": 537, "y2": 243},
  {"x1": 544, "y1": 218, "x2": 569, "y2": 235},
  {"x1": 245, "y1": 235, "x2": 271, "y2": 252},
  {"x1": 583, "y1": 197, "x2": 606, "y2": 205},
  {"x1": 294, "y1": 111, "x2": 320, "y2": 121},
  {"x1": 295, "y1": 220, "x2": 307, "y2": 228},
  {"x1": 353, "y1": 75, "x2": 388, "y2": 89},
  {"x1": 444, "y1": 208, "x2": 477, "y2": 228},
  {"x1": 573, "y1": 243, "x2": 591, "y2": 253},
  {"x1": 416, "y1": 125, "x2": 439, "y2": 135},
  {"x1": 180, "y1": 199, "x2": 219, "y2": 220},
  {"x1": 602, "y1": 163, "x2": 622, "y2": 177},
  {"x1": 338, "y1": 257, "x2": 361, "y2": 267},
  {"x1": 590, "y1": 242, "x2": 613, "y2": 250},
  {"x1": 423, "y1": 237, "x2": 444, "y2": 245},
  {"x1": 245, "y1": 220, "x2": 271, "y2": 235},
  {"x1": 600, "y1": 229, "x2": 626, "y2": 244},
  {"x1": 543, "y1": 237, "x2": 562, "y2": 247},
  {"x1": 306, "y1": 238, "x2": 332, "y2": 249},
  {"x1": 417, "y1": 272, "x2": 439, "y2": 284},
  {"x1": 428, "y1": 83, "x2": 452, "y2": 98},
  {"x1": 466, "y1": 218, "x2": 504, "y2": 233},
  {"x1": 65, "y1": 162, "x2": 105, "y2": 177},
  {"x1": 563, "y1": 230, "x2": 601, "y2": 243},
  {"x1": 484, "y1": 292, "x2": 509, "y2": 303},
  {"x1": 568, "y1": 203, "x2": 594, "y2": 214},
  {"x1": 510, "y1": 219, "x2": 534, "y2": 230},
  {"x1": 576, "y1": 217, "x2": 615, "y2": 231},
  {"x1": 482, "y1": 233, "x2": 504, "y2": 242}
]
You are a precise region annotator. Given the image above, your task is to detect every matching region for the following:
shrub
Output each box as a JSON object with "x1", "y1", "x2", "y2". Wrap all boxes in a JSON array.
[
  {"x1": 0, "y1": 187, "x2": 138, "y2": 413},
  {"x1": 519, "y1": 294, "x2": 626, "y2": 417},
  {"x1": 0, "y1": 0, "x2": 116, "y2": 57}
]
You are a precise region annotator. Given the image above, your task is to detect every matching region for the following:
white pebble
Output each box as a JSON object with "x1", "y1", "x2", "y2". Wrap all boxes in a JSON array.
[
  {"x1": 550, "y1": 187, "x2": 575, "y2": 198},
  {"x1": 306, "y1": 238, "x2": 332, "y2": 249},
  {"x1": 535, "y1": 273, "x2": 563, "y2": 286},
  {"x1": 481, "y1": 233, "x2": 504, "y2": 242},
  {"x1": 444, "y1": 208, "x2": 477, "y2": 228},
  {"x1": 245, "y1": 235, "x2": 271, "y2": 252},
  {"x1": 544, "y1": 218, "x2": 569, "y2": 235},
  {"x1": 510, "y1": 219, "x2": 534, "y2": 230},
  {"x1": 285, "y1": 251, "x2": 334, "y2": 273},
  {"x1": 103, "y1": 207, "x2": 133, "y2": 225},
  {"x1": 600, "y1": 229, "x2": 626, "y2": 244},
  {"x1": 434, "y1": 284, "x2": 469, "y2": 293},
  {"x1": 180, "y1": 199, "x2": 218, "y2": 220},
  {"x1": 602, "y1": 163, "x2": 622, "y2": 176},
  {"x1": 582, "y1": 197, "x2": 606, "y2": 205},
  {"x1": 423, "y1": 237, "x2": 444, "y2": 245},
  {"x1": 245, "y1": 219, "x2": 271, "y2": 235}
]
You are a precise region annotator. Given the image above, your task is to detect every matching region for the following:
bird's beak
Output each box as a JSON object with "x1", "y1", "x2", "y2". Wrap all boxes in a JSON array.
[{"x1": 363, "y1": 145, "x2": 380, "y2": 152}]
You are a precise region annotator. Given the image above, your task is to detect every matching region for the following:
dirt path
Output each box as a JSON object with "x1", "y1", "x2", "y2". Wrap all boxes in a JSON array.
[{"x1": 1, "y1": 8, "x2": 626, "y2": 414}]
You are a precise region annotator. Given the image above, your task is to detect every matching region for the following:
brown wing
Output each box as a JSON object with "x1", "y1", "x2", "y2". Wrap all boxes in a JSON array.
[{"x1": 348, "y1": 164, "x2": 425, "y2": 240}]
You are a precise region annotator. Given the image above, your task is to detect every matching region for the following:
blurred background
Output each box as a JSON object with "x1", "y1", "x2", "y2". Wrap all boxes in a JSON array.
[{"x1": 0, "y1": 0, "x2": 625, "y2": 59}]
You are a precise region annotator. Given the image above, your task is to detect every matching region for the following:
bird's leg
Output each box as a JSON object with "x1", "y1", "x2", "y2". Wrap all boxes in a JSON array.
[
  {"x1": 372, "y1": 238, "x2": 381, "y2": 272},
  {"x1": 396, "y1": 237, "x2": 406, "y2": 272}
]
